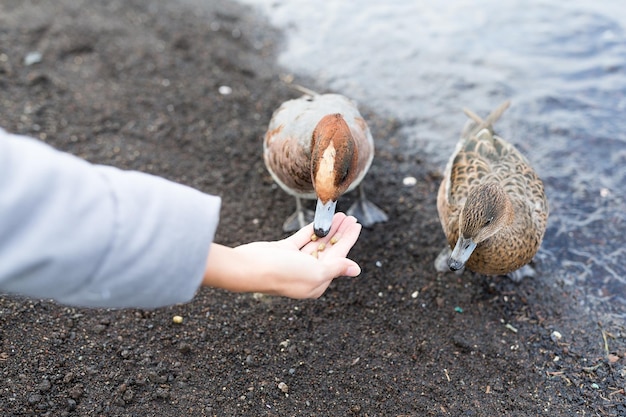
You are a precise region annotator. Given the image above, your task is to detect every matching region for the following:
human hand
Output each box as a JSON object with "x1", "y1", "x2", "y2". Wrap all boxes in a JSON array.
[{"x1": 203, "y1": 213, "x2": 362, "y2": 299}]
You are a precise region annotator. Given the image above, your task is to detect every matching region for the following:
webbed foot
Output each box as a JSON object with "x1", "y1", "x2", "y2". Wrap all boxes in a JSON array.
[
  {"x1": 346, "y1": 184, "x2": 388, "y2": 227},
  {"x1": 282, "y1": 197, "x2": 314, "y2": 232}
]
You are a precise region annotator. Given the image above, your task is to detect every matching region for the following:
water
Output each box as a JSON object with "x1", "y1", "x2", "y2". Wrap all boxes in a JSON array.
[{"x1": 237, "y1": 0, "x2": 626, "y2": 320}]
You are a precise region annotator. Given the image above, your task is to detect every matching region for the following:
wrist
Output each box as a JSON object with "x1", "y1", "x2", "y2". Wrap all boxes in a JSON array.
[{"x1": 202, "y1": 243, "x2": 274, "y2": 294}]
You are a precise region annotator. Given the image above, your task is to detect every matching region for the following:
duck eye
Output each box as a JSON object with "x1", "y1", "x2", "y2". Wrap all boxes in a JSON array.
[
  {"x1": 339, "y1": 167, "x2": 350, "y2": 184},
  {"x1": 485, "y1": 216, "x2": 494, "y2": 226}
]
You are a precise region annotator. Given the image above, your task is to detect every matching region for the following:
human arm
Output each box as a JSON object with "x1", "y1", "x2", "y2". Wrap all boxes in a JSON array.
[
  {"x1": 203, "y1": 213, "x2": 362, "y2": 299},
  {"x1": 0, "y1": 129, "x2": 220, "y2": 308}
]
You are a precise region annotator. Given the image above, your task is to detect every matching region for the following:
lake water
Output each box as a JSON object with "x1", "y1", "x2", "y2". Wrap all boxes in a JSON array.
[{"x1": 238, "y1": 0, "x2": 626, "y2": 320}]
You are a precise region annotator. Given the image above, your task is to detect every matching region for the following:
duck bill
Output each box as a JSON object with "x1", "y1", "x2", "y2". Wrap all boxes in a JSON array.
[
  {"x1": 448, "y1": 235, "x2": 477, "y2": 271},
  {"x1": 313, "y1": 198, "x2": 337, "y2": 237}
]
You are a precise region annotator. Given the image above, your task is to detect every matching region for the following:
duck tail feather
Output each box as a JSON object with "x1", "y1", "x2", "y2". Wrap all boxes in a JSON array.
[
  {"x1": 462, "y1": 100, "x2": 511, "y2": 136},
  {"x1": 484, "y1": 100, "x2": 511, "y2": 126},
  {"x1": 289, "y1": 83, "x2": 321, "y2": 97}
]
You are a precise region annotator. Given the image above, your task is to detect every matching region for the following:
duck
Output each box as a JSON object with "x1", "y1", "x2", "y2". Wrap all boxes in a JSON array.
[
  {"x1": 436, "y1": 101, "x2": 549, "y2": 276},
  {"x1": 264, "y1": 90, "x2": 388, "y2": 237}
]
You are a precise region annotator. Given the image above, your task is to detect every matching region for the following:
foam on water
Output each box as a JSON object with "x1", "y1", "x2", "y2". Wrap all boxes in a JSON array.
[{"x1": 238, "y1": 0, "x2": 626, "y2": 320}]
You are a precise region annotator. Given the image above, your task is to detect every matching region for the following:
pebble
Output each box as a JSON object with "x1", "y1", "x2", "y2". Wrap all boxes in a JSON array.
[
  {"x1": 155, "y1": 387, "x2": 170, "y2": 399},
  {"x1": 123, "y1": 388, "x2": 135, "y2": 402},
  {"x1": 550, "y1": 331, "x2": 562, "y2": 343},
  {"x1": 66, "y1": 399, "x2": 77, "y2": 411},
  {"x1": 92, "y1": 324, "x2": 107, "y2": 334},
  {"x1": 28, "y1": 393, "x2": 42, "y2": 404},
  {"x1": 37, "y1": 379, "x2": 51, "y2": 392},
  {"x1": 402, "y1": 176, "x2": 417, "y2": 186},
  {"x1": 218, "y1": 85, "x2": 233, "y2": 95},
  {"x1": 24, "y1": 51, "x2": 42, "y2": 66},
  {"x1": 172, "y1": 315, "x2": 184, "y2": 324},
  {"x1": 178, "y1": 342, "x2": 192, "y2": 354},
  {"x1": 278, "y1": 382, "x2": 289, "y2": 393},
  {"x1": 69, "y1": 384, "x2": 84, "y2": 400}
]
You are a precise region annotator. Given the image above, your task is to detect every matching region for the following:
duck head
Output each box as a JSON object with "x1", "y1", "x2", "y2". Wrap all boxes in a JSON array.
[
  {"x1": 310, "y1": 113, "x2": 358, "y2": 237},
  {"x1": 449, "y1": 182, "x2": 514, "y2": 271}
]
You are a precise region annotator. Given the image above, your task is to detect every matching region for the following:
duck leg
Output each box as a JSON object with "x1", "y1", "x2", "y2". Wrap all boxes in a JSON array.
[
  {"x1": 506, "y1": 264, "x2": 536, "y2": 282},
  {"x1": 282, "y1": 196, "x2": 315, "y2": 232},
  {"x1": 347, "y1": 184, "x2": 388, "y2": 227}
]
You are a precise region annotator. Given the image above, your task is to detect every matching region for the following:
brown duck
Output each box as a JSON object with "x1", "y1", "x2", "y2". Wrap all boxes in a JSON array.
[
  {"x1": 436, "y1": 101, "x2": 549, "y2": 275},
  {"x1": 264, "y1": 92, "x2": 387, "y2": 237}
]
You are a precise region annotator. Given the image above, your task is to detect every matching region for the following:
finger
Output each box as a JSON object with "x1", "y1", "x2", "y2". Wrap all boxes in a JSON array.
[
  {"x1": 293, "y1": 212, "x2": 348, "y2": 250},
  {"x1": 283, "y1": 219, "x2": 316, "y2": 248},
  {"x1": 304, "y1": 259, "x2": 361, "y2": 298},
  {"x1": 317, "y1": 217, "x2": 361, "y2": 258},
  {"x1": 322, "y1": 258, "x2": 362, "y2": 280}
]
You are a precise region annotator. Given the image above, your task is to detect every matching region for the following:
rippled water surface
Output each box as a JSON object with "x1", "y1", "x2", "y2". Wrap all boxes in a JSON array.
[{"x1": 238, "y1": 0, "x2": 626, "y2": 319}]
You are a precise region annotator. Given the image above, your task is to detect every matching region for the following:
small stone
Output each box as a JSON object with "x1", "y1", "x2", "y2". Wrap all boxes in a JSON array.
[
  {"x1": 550, "y1": 331, "x2": 562, "y2": 343},
  {"x1": 330, "y1": 235, "x2": 340, "y2": 245},
  {"x1": 317, "y1": 243, "x2": 326, "y2": 252},
  {"x1": 24, "y1": 51, "x2": 42, "y2": 66},
  {"x1": 123, "y1": 388, "x2": 134, "y2": 402},
  {"x1": 278, "y1": 382, "x2": 288, "y2": 393},
  {"x1": 69, "y1": 384, "x2": 84, "y2": 400},
  {"x1": 218, "y1": 85, "x2": 232, "y2": 95},
  {"x1": 155, "y1": 387, "x2": 170, "y2": 399},
  {"x1": 310, "y1": 234, "x2": 318, "y2": 241},
  {"x1": 411, "y1": 291, "x2": 419, "y2": 299},
  {"x1": 93, "y1": 324, "x2": 107, "y2": 334},
  {"x1": 178, "y1": 342, "x2": 192, "y2": 354},
  {"x1": 67, "y1": 399, "x2": 77, "y2": 411},
  {"x1": 172, "y1": 315, "x2": 183, "y2": 324},
  {"x1": 402, "y1": 176, "x2": 417, "y2": 186},
  {"x1": 28, "y1": 393, "x2": 42, "y2": 404},
  {"x1": 504, "y1": 323, "x2": 518, "y2": 333},
  {"x1": 37, "y1": 379, "x2": 52, "y2": 392}
]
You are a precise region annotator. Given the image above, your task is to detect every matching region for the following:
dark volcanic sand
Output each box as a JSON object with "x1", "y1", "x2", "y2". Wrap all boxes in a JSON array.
[{"x1": 1, "y1": 1, "x2": 624, "y2": 415}]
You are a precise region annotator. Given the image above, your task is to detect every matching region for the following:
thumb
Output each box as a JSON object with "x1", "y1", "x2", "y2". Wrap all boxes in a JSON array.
[{"x1": 325, "y1": 258, "x2": 361, "y2": 278}]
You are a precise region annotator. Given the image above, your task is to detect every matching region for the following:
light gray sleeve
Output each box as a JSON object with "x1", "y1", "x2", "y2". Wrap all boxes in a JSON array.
[{"x1": 0, "y1": 128, "x2": 221, "y2": 308}]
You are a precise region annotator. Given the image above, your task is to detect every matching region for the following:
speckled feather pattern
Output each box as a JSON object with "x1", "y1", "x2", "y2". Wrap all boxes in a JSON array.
[
  {"x1": 437, "y1": 102, "x2": 549, "y2": 275},
  {"x1": 264, "y1": 93, "x2": 374, "y2": 199}
]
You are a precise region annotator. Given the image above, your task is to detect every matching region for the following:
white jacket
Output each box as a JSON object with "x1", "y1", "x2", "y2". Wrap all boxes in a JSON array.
[{"x1": 0, "y1": 128, "x2": 221, "y2": 308}]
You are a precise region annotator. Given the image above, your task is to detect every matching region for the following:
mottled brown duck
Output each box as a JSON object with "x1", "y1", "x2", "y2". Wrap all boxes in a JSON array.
[{"x1": 436, "y1": 101, "x2": 548, "y2": 276}]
